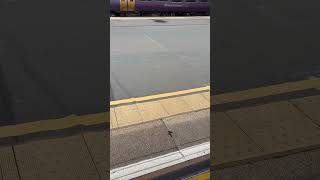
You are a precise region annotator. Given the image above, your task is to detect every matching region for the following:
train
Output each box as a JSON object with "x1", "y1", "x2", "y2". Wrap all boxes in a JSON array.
[{"x1": 110, "y1": 0, "x2": 210, "y2": 16}]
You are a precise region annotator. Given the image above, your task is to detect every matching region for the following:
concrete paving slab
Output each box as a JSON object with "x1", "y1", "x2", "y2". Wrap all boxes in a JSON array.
[
  {"x1": 83, "y1": 131, "x2": 108, "y2": 179},
  {"x1": 201, "y1": 91, "x2": 210, "y2": 102},
  {"x1": 163, "y1": 109, "x2": 210, "y2": 149},
  {"x1": 212, "y1": 112, "x2": 263, "y2": 165},
  {"x1": 114, "y1": 104, "x2": 142, "y2": 127},
  {"x1": 14, "y1": 134, "x2": 100, "y2": 180},
  {"x1": 213, "y1": 150, "x2": 315, "y2": 180},
  {"x1": 159, "y1": 97, "x2": 192, "y2": 116},
  {"x1": 136, "y1": 101, "x2": 169, "y2": 122},
  {"x1": 291, "y1": 95, "x2": 320, "y2": 126},
  {"x1": 183, "y1": 93, "x2": 210, "y2": 111},
  {"x1": 227, "y1": 101, "x2": 320, "y2": 153},
  {"x1": 0, "y1": 146, "x2": 19, "y2": 180},
  {"x1": 110, "y1": 120, "x2": 176, "y2": 168},
  {"x1": 110, "y1": 88, "x2": 210, "y2": 129},
  {"x1": 110, "y1": 108, "x2": 117, "y2": 129}
]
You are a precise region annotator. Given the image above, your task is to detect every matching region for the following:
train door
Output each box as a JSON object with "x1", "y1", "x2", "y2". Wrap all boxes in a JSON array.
[
  {"x1": 119, "y1": 0, "x2": 135, "y2": 12},
  {"x1": 127, "y1": 0, "x2": 135, "y2": 11},
  {"x1": 120, "y1": 0, "x2": 127, "y2": 11}
]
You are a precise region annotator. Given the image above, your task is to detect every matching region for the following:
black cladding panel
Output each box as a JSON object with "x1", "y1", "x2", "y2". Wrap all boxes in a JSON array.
[
  {"x1": 213, "y1": 0, "x2": 320, "y2": 94},
  {"x1": 0, "y1": 0, "x2": 108, "y2": 124}
]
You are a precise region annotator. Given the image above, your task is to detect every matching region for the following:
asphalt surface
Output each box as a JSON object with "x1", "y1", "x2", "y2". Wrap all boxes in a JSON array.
[
  {"x1": 213, "y1": 0, "x2": 320, "y2": 94},
  {"x1": 0, "y1": 0, "x2": 108, "y2": 124},
  {"x1": 110, "y1": 17, "x2": 210, "y2": 101}
]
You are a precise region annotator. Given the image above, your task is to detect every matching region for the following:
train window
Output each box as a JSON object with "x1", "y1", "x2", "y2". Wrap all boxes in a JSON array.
[
  {"x1": 171, "y1": 0, "x2": 182, "y2": 2},
  {"x1": 198, "y1": 0, "x2": 208, "y2": 2},
  {"x1": 159, "y1": 0, "x2": 168, "y2": 1},
  {"x1": 186, "y1": 0, "x2": 196, "y2": 2}
]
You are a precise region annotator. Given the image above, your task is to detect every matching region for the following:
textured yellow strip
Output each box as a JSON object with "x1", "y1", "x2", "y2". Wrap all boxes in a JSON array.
[
  {"x1": 110, "y1": 86, "x2": 210, "y2": 106},
  {"x1": 189, "y1": 171, "x2": 210, "y2": 180},
  {"x1": 111, "y1": 87, "x2": 210, "y2": 129},
  {"x1": 0, "y1": 112, "x2": 108, "y2": 138},
  {"x1": 211, "y1": 78, "x2": 320, "y2": 105}
]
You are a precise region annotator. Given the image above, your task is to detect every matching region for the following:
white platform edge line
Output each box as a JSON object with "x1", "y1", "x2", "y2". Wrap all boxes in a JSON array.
[
  {"x1": 110, "y1": 141, "x2": 210, "y2": 180},
  {"x1": 111, "y1": 141, "x2": 209, "y2": 171}
]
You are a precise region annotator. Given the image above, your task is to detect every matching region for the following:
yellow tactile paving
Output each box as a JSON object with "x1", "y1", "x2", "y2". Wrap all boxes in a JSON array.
[
  {"x1": 110, "y1": 88, "x2": 210, "y2": 129},
  {"x1": 159, "y1": 96, "x2": 193, "y2": 116},
  {"x1": 183, "y1": 93, "x2": 210, "y2": 111},
  {"x1": 201, "y1": 91, "x2": 210, "y2": 101},
  {"x1": 136, "y1": 101, "x2": 169, "y2": 122},
  {"x1": 114, "y1": 104, "x2": 143, "y2": 127},
  {"x1": 110, "y1": 108, "x2": 118, "y2": 129}
]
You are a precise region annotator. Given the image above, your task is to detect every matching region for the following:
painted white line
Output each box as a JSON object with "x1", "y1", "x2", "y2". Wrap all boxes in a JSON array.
[
  {"x1": 144, "y1": 33, "x2": 168, "y2": 51},
  {"x1": 110, "y1": 141, "x2": 210, "y2": 180}
]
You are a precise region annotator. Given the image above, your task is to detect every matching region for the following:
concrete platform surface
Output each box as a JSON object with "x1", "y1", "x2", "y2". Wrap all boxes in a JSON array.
[
  {"x1": 213, "y1": 148, "x2": 320, "y2": 180},
  {"x1": 212, "y1": 89, "x2": 320, "y2": 179},
  {"x1": 110, "y1": 109, "x2": 210, "y2": 172},
  {"x1": 0, "y1": 129, "x2": 107, "y2": 180}
]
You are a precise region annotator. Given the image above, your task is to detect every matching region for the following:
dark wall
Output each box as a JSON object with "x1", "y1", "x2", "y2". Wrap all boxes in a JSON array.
[
  {"x1": 212, "y1": 0, "x2": 320, "y2": 94},
  {"x1": 0, "y1": 0, "x2": 108, "y2": 124}
]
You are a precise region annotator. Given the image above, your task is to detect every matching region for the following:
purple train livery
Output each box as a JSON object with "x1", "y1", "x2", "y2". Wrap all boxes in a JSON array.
[{"x1": 110, "y1": 0, "x2": 210, "y2": 16}]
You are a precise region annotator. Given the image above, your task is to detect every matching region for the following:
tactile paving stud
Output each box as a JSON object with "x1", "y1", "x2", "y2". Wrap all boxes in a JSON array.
[
  {"x1": 110, "y1": 107, "x2": 117, "y2": 129},
  {"x1": 159, "y1": 96, "x2": 192, "y2": 116},
  {"x1": 136, "y1": 101, "x2": 169, "y2": 122},
  {"x1": 183, "y1": 93, "x2": 210, "y2": 111},
  {"x1": 114, "y1": 104, "x2": 143, "y2": 127},
  {"x1": 201, "y1": 91, "x2": 210, "y2": 102}
]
